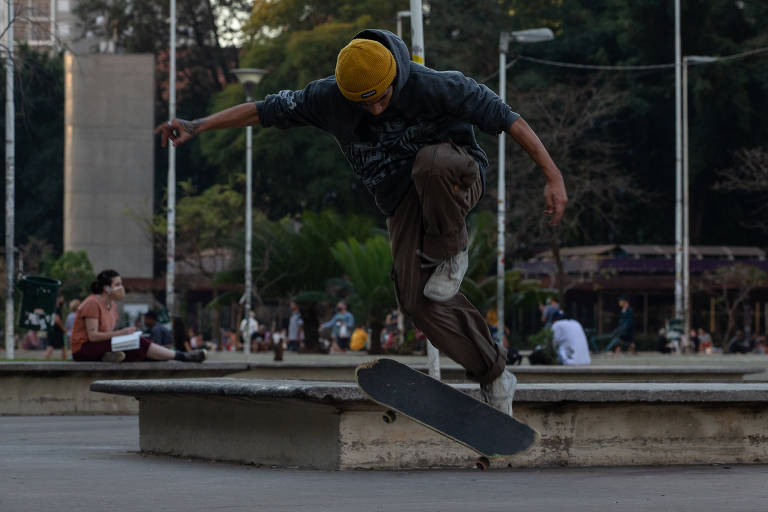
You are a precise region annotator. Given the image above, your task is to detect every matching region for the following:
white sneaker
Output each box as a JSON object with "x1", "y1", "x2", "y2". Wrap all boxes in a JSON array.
[
  {"x1": 423, "y1": 249, "x2": 469, "y2": 302},
  {"x1": 101, "y1": 351, "x2": 126, "y2": 363},
  {"x1": 480, "y1": 369, "x2": 517, "y2": 417}
]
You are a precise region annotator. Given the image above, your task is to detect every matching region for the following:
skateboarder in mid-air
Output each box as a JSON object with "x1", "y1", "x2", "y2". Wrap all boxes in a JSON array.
[{"x1": 155, "y1": 29, "x2": 567, "y2": 417}]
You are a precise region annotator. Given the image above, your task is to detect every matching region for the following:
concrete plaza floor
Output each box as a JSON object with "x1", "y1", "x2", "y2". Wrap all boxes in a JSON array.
[{"x1": 2, "y1": 415, "x2": 767, "y2": 512}]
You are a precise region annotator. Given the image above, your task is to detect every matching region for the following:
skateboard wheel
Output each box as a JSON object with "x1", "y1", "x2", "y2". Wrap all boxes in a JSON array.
[
  {"x1": 382, "y1": 410, "x2": 397, "y2": 423},
  {"x1": 476, "y1": 456, "x2": 490, "y2": 471}
]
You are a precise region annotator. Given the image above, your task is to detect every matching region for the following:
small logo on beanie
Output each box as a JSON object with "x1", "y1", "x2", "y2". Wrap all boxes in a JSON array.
[{"x1": 361, "y1": 89, "x2": 377, "y2": 99}]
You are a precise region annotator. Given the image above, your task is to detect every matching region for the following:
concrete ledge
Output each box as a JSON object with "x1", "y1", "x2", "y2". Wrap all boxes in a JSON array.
[
  {"x1": 0, "y1": 362, "x2": 247, "y2": 415},
  {"x1": 230, "y1": 363, "x2": 764, "y2": 383},
  {"x1": 91, "y1": 379, "x2": 768, "y2": 469},
  {"x1": 2, "y1": 361, "x2": 762, "y2": 415}
]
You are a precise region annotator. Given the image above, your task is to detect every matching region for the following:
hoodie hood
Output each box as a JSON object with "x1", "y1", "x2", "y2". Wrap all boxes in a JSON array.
[{"x1": 351, "y1": 29, "x2": 411, "y2": 101}]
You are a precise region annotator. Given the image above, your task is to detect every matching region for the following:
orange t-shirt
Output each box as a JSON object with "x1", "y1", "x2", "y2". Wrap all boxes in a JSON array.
[{"x1": 70, "y1": 294, "x2": 118, "y2": 354}]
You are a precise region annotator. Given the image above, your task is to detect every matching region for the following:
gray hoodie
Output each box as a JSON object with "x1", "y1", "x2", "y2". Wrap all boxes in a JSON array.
[{"x1": 257, "y1": 29, "x2": 520, "y2": 216}]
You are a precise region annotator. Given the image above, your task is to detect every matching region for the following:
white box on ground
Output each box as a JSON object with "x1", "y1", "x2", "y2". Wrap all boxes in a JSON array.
[{"x1": 110, "y1": 332, "x2": 140, "y2": 351}]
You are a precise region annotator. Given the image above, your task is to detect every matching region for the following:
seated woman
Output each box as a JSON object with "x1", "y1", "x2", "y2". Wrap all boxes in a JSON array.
[{"x1": 71, "y1": 269, "x2": 205, "y2": 363}]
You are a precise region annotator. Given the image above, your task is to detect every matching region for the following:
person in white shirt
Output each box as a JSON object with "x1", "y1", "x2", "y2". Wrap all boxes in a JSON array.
[
  {"x1": 551, "y1": 311, "x2": 591, "y2": 366},
  {"x1": 239, "y1": 311, "x2": 259, "y2": 351}
]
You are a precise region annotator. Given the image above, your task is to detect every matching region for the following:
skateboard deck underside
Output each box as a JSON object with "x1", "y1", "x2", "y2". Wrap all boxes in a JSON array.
[{"x1": 355, "y1": 358, "x2": 538, "y2": 457}]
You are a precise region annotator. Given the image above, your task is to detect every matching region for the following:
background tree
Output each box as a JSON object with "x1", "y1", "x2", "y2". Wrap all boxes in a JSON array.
[
  {"x1": 461, "y1": 210, "x2": 544, "y2": 334},
  {"x1": 148, "y1": 180, "x2": 244, "y2": 341},
  {"x1": 698, "y1": 264, "x2": 768, "y2": 346},
  {"x1": 0, "y1": 46, "x2": 64, "y2": 252},
  {"x1": 504, "y1": 79, "x2": 643, "y2": 302},
  {"x1": 48, "y1": 251, "x2": 95, "y2": 301},
  {"x1": 715, "y1": 146, "x2": 768, "y2": 232}
]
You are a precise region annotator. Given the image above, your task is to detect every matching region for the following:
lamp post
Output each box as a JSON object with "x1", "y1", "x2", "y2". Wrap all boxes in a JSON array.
[
  {"x1": 497, "y1": 28, "x2": 554, "y2": 343},
  {"x1": 167, "y1": 0, "x2": 177, "y2": 324},
  {"x1": 4, "y1": 0, "x2": 15, "y2": 359},
  {"x1": 681, "y1": 55, "x2": 717, "y2": 342},
  {"x1": 233, "y1": 68, "x2": 267, "y2": 359}
]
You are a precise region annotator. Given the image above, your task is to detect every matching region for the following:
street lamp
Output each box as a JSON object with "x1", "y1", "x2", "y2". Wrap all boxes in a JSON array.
[
  {"x1": 233, "y1": 67, "x2": 267, "y2": 358},
  {"x1": 679, "y1": 55, "x2": 718, "y2": 342},
  {"x1": 497, "y1": 28, "x2": 554, "y2": 343}
]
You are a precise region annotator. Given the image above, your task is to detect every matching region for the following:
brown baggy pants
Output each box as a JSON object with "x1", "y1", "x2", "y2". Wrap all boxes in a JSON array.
[{"x1": 387, "y1": 142, "x2": 507, "y2": 385}]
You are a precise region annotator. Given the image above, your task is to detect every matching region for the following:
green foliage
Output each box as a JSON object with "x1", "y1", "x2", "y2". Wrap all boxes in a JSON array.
[
  {"x1": 248, "y1": 209, "x2": 378, "y2": 300},
  {"x1": 461, "y1": 210, "x2": 545, "y2": 315},
  {"x1": 202, "y1": 14, "x2": 391, "y2": 219},
  {"x1": 331, "y1": 235, "x2": 395, "y2": 325},
  {"x1": 48, "y1": 251, "x2": 95, "y2": 301},
  {"x1": 526, "y1": 327, "x2": 557, "y2": 364},
  {"x1": 150, "y1": 181, "x2": 245, "y2": 279}
]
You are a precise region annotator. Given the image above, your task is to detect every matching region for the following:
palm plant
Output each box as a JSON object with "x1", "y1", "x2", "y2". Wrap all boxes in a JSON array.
[
  {"x1": 216, "y1": 209, "x2": 380, "y2": 351},
  {"x1": 331, "y1": 236, "x2": 395, "y2": 354}
]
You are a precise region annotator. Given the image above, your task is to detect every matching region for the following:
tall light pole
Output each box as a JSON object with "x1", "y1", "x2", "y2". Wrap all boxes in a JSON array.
[
  {"x1": 682, "y1": 55, "x2": 717, "y2": 341},
  {"x1": 406, "y1": 0, "x2": 442, "y2": 378},
  {"x1": 674, "y1": 0, "x2": 683, "y2": 328},
  {"x1": 4, "y1": 0, "x2": 15, "y2": 359},
  {"x1": 233, "y1": 68, "x2": 267, "y2": 359},
  {"x1": 166, "y1": 0, "x2": 177, "y2": 322},
  {"x1": 497, "y1": 28, "x2": 554, "y2": 343}
]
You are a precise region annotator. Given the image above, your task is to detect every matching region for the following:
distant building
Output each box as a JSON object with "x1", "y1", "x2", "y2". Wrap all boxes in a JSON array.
[
  {"x1": 5, "y1": 0, "x2": 78, "y2": 50},
  {"x1": 517, "y1": 245, "x2": 768, "y2": 339}
]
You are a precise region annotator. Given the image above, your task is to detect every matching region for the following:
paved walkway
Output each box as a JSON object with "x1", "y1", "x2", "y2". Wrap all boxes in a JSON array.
[{"x1": 2, "y1": 416, "x2": 767, "y2": 512}]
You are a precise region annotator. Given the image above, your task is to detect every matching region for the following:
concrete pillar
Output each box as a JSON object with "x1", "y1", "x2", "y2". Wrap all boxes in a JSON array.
[{"x1": 64, "y1": 53, "x2": 154, "y2": 279}]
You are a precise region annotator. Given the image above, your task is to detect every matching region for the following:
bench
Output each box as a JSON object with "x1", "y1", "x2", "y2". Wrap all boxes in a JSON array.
[{"x1": 91, "y1": 378, "x2": 768, "y2": 469}]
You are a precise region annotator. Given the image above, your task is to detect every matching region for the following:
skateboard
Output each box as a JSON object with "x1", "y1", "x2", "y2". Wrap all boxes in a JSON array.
[{"x1": 355, "y1": 358, "x2": 539, "y2": 469}]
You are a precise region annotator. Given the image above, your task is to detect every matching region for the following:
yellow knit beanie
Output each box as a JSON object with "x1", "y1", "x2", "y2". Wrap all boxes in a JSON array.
[{"x1": 335, "y1": 39, "x2": 396, "y2": 102}]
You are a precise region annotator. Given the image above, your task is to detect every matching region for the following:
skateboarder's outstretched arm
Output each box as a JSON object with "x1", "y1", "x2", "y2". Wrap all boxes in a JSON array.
[
  {"x1": 154, "y1": 102, "x2": 260, "y2": 148},
  {"x1": 508, "y1": 117, "x2": 567, "y2": 226}
]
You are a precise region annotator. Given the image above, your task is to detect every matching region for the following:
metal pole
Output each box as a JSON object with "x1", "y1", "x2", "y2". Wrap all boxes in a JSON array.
[
  {"x1": 5, "y1": 0, "x2": 15, "y2": 359},
  {"x1": 166, "y1": 0, "x2": 176, "y2": 324},
  {"x1": 409, "y1": 0, "x2": 438, "y2": 378},
  {"x1": 409, "y1": 0, "x2": 424, "y2": 65},
  {"x1": 682, "y1": 57, "x2": 691, "y2": 342},
  {"x1": 496, "y1": 32, "x2": 509, "y2": 345},
  {"x1": 244, "y1": 94, "x2": 253, "y2": 360},
  {"x1": 674, "y1": 0, "x2": 683, "y2": 322}
]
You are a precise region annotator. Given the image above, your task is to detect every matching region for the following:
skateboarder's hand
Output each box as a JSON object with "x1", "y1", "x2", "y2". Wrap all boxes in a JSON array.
[
  {"x1": 155, "y1": 118, "x2": 198, "y2": 148},
  {"x1": 544, "y1": 174, "x2": 567, "y2": 225}
]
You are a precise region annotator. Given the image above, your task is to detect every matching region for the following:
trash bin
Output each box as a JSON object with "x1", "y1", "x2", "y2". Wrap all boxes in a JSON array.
[{"x1": 18, "y1": 276, "x2": 62, "y2": 331}]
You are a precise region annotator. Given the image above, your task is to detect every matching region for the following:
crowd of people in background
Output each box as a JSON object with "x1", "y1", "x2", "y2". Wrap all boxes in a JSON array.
[{"x1": 8, "y1": 274, "x2": 767, "y2": 363}]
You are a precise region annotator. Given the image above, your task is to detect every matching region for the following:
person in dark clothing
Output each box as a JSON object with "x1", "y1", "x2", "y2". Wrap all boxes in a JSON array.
[
  {"x1": 172, "y1": 317, "x2": 190, "y2": 352},
  {"x1": 155, "y1": 29, "x2": 567, "y2": 417},
  {"x1": 613, "y1": 296, "x2": 635, "y2": 354},
  {"x1": 44, "y1": 295, "x2": 67, "y2": 360},
  {"x1": 728, "y1": 330, "x2": 751, "y2": 354},
  {"x1": 144, "y1": 310, "x2": 172, "y2": 347}
]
